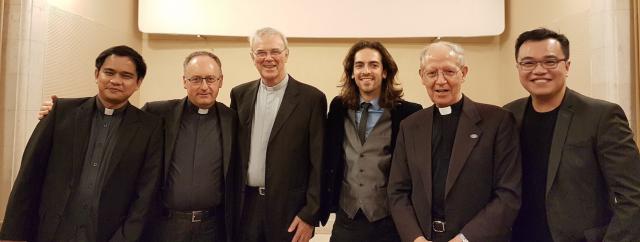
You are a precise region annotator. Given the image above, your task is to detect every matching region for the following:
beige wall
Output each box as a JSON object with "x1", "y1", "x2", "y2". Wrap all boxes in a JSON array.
[
  {"x1": 1, "y1": 0, "x2": 632, "y2": 224},
  {"x1": 140, "y1": 36, "x2": 505, "y2": 108},
  {"x1": 140, "y1": 0, "x2": 599, "y2": 108},
  {"x1": 0, "y1": 0, "x2": 140, "y2": 221},
  {"x1": 43, "y1": 0, "x2": 142, "y2": 104}
]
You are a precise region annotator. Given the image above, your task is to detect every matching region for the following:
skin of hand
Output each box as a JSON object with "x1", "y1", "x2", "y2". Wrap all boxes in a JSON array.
[
  {"x1": 37, "y1": 95, "x2": 57, "y2": 120},
  {"x1": 288, "y1": 216, "x2": 314, "y2": 242},
  {"x1": 448, "y1": 234, "x2": 464, "y2": 242},
  {"x1": 414, "y1": 236, "x2": 431, "y2": 242}
]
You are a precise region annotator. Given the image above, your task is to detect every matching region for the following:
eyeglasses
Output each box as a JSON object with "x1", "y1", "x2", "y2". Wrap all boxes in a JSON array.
[
  {"x1": 422, "y1": 69, "x2": 461, "y2": 81},
  {"x1": 185, "y1": 76, "x2": 221, "y2": 85},
  {"x1": 252, "y1": 48, "x2": 287, "y2": 59},
  {"x1": 517, "y1": 59, "x2": 567, "y2": 71}
]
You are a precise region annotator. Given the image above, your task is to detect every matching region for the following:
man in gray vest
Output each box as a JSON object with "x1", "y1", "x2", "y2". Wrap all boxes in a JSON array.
[{"x1": 322, "y1": 40, "x2": 422, "y2": 242}]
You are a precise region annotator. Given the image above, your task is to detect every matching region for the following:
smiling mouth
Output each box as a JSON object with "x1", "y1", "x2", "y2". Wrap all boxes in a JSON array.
[
  {"x1": 435, "y1": 89, "x2": 449, "y2": 93},
  {"x1": 531, "y1": 78, "x2": 551, "y2": 84}
]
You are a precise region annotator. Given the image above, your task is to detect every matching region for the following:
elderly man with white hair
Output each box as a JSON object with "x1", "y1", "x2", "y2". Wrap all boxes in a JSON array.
[{"x1": 387, "y1": 41, "x2": 522, "y2": 242}]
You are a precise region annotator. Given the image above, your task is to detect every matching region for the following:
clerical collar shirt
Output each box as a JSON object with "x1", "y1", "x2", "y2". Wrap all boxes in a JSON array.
[
  {"x1": 164, "y1": 101, "x2": 223, "y2": 211},
  {"x1": 355, "y1": 97, "x2": 383, "y2": 139},
  {"x1": 58, "y1": 98, "x2": 126, "y2": 241},
  {"x1": 431, "y1": 98, "x2": 464, "y2": 220},
  {"x1": 247, "y1": 74, "x2": 289, "y2": 187}
]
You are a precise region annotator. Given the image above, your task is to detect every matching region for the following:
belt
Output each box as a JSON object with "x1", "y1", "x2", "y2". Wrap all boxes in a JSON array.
[
  {"x1": 162, "y1": 208, "x2": 217, "y2": 222},
  {"x1": 247, "y1": 186, "x2": 266, "y2": 196},
  {"x1": 432, "y1": 220, "x2": 446, "y2": 233}
]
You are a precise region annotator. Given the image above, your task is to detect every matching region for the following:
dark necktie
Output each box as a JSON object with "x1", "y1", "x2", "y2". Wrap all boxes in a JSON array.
[{"x1": 358, "y1": 102, "x2": 371, "y2": 144}]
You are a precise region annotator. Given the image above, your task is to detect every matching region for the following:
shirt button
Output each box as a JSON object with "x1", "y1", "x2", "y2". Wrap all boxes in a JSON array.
[
  {"x1": 92, "y1": 162, "x2": 98, "y2": 167},
  {"x1": 359, "y1": 183, "x2": 363, "y2": 187},
  {"x1": 359, "y1": 154, "x2": 364, "y2": 158},
  {"x1": 359, "y1": 169, "x2": 364, "y2": 172}
]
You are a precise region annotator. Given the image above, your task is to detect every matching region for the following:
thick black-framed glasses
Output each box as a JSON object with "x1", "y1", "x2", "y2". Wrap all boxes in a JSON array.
[{"x1": 517, "y1": 59, "x2": 568, "y2": 71}]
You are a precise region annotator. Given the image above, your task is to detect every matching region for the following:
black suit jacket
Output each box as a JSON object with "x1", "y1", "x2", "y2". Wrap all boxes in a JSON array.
[
  {"x1": 320, "y1": 96, "x2": 422, "y2": 224},
  {"x1": 504, "y1": 88, "x2": 640, "y2": 242},
  {"x1": 388, "y1": 96, "x2": 521, "y2": 242},
  {"x1": 230, "y1": 75, "x2": 326, "y2": 241},
  {"x1": 0, "y1": 97, "x2": 163, "y2": 242},
  {"x1": 141, "y1": 98, "x2": 238, "y2": 242}
]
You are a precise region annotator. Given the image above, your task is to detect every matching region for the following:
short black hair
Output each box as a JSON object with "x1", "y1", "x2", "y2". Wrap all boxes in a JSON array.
[
  {"x1": 515, "y1": 28, "x2": 570, "y2": 60},
  {"x1": 95, "y1": 45, "x2": 147, "y2": 80}
]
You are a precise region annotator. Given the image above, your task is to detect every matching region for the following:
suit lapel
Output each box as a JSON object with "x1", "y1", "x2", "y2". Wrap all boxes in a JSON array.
[
  {"x1": 104, "y1": 104, "x2": 142, "y2": 180},
  {"x1": 164, "y1": 98, "x2": 186, "y2": 180},
  {"x1": 241, "y1": 81, "x2": 260, "y2": 128},
  {"x1": 511, "y1": 98, "x2": 527, "y2": 129},
  {"x1": 71, "y1": 98, "x2": 96, "y2": 178},
  {"x1": 217, "y1": 102, "x2": 233, "y2": 179},
  {"x1": 268, "y1": 77, "x2": 300, "y2": 144},
  {"x1": 546, "y1": 90, "x2": 575, "y2": 196},
  {"x1": 240, "y1": 81, "x2": 260, "y2": 182},
  {"x1": 418, "y1": 108, "x2": 434, "y2": 206},
  {"x1": 445, "y1": 97, "x2": 482, "y2": 198}
]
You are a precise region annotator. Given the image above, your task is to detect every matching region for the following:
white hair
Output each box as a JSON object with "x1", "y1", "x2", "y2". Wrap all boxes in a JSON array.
[
  {"x1": 419, "y1": 41, "x2": 465, "y2": 67},
  {"x1": 248, "y1": 27, "x2": 289, "y2": 50}
]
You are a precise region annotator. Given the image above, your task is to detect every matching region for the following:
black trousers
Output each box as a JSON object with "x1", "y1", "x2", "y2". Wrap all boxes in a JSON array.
[
  {"x1": 148, "y1": 208, "x2": 223, "y2": 242},
  {"x1": 330, "y1": 208, "x2": 401, "y2": 242},
  {"x1": 240, "y1": 187, "x2": 268, "y2": 242}
]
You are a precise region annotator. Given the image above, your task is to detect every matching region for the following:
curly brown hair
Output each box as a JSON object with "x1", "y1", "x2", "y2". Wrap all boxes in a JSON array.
[{"x1": 339, "y1": 40, "x2": 404, "y2": 110}]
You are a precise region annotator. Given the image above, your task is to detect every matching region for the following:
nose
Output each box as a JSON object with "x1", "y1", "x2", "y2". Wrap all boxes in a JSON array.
[
  {"x1": 532, "y1": 62, "x2": 548, "y2": 74},
  {"x1": 198, "y1": 80, "x2": 209, "y2": 89},
  {"x1": 109, "y1": 76, "x2": 123, "y2": 84},
  {"x1": 434, "y1": 71, "x2": 447, "y2": 84},
  {"x1": 362, "y1": 66, "x2": 372, "y2": 74}
]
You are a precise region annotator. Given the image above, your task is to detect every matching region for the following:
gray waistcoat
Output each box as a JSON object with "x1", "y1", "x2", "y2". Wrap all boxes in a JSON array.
[{"x1": 340, "y1": 109, "x2": 392, "y2": 222}]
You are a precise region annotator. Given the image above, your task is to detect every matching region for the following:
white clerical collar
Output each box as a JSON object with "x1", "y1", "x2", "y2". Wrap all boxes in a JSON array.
[
  {"x1": 198, "y1": 108, "x2": 209, "y2": 115},
  {"x1": 104, "y1": 108, "x2": 114, "y2": 116},
  {"x1": 261, "y1": 74, "x2": 289, "y2": 91},
  {"x1": 438, "y1": 106, "x2": 452, "y2": 115},
  {"x1": 198, "y1": 108, "x2": 209, "y2": 114}
]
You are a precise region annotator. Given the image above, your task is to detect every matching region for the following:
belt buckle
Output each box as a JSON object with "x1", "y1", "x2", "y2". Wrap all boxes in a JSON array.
[
  {"x1": 192, "y1": 211, "x2": 203, "y2": 223},
  {"x1": 258, "y1": 187, "x2": 266, "y2": 196},
  {"x1": 432, "y1": 220, "x2": 446, "y2": 233}
]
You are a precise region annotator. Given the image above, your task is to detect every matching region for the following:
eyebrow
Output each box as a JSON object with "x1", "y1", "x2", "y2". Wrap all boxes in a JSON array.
[
  {"x1": 520, "y1": 55, "x2": 562, "y2": 60},
  {"x1": 106, "y1": 68, "x2": 135, "y2": 77}
]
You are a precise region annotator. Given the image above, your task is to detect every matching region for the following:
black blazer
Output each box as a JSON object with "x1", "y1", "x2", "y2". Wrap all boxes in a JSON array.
[
  {"x1": 504, "y1": 88, "x2": 640, "y2": 242},
  {"x1": 230, "y1": 75, "x2": 326, "y2": 241},
  {"x1": 320, "y1": 96, "x2": 422, "y2": 224},
  {"x1": 0, "y1": 97, "x2": 163, "y2": 242},
  {"x1": 142, "y1": 98, "x2": 238, "y2": 242},
  {"x1": 388, "y1": 96, "x2": 521, "y2": 242}
]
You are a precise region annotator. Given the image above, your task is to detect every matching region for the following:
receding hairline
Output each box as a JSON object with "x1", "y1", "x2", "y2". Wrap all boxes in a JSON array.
[
  {"x1": 248, "y1": 27, "x2": 289, "y2": 50},
  {"x1": 182, "y1": 51, "x2": 223, "y2": 77},
  {"x1": 419, "y1": 41, "x2": 466, "y2": 67}
]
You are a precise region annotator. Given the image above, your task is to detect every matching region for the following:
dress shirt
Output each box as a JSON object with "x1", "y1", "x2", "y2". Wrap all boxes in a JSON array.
[
  {"x1": 355, "y1": 97, "x2": 383, "y2": 139},
  {"x1": 247, "y1": 74, "x2": 289, "y2": 187}
]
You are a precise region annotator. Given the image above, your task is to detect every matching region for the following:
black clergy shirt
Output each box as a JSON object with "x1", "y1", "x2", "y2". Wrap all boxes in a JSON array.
[
  {"x1": 431, "y1": 98, "x2": 463, "y2": 220},
  {"x1": 163, "y1": 101, "x2": 223, "y2": 211}
]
